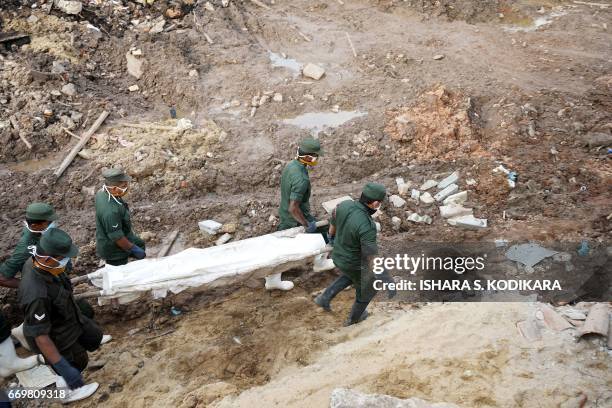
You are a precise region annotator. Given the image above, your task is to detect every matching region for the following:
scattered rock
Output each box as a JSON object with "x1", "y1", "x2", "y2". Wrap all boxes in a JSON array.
[
  {"x1": 581, "y1": 132, "x2": 612, "y2": 147},
  {"x1": 391, "y1": 216, "x2": 402, "y2": 230},
  {"x1": 442, "y1": 191, "x2": 467, "y2": 205},
  {"x1": 273, "y1": 93, "x2": 283, "y2": 102},
  {"x1": 128, "y1": 85, "x2": 140, "y2": 92},
  {"x1": 439, "y1": 203, "x2": 473, "y2": 219},
  {"x1": 389, "y1": 194, "x2": 407, "y2": 208},
  {"x1": 407, "y1": 213, "x2": 432, "y2": 224},
  {"x1": 420, "y1": 192, "x2": 435, "y2": 205},
  {"x1": 437, "y1": 171, "x2": 459, "y2": 189},
  {"x1": 126, "y1": 52, "x2": 144, "y2": 79},
  {"x1": 433, "y1": 54, "x2": 445, "y2": 60},
  {"x1": 420, "y1": 179, "x2": 437, "y2": 190},
  {"x1": 61, "y1": 83, "x2": 77, "y2": 97},
  {"x1": 302, "y1": 63, "x2": 325, "y2": 80},
  {"x1": 54, "y1": 0, "x2": 82, "y2": 15},
  {"x1": 216, "y1": 233, "x2": 232, "y2": 246},
  {"x1": 199, "y1": 220, "x2": 222, "y2": 235},
  {"x1": 221, "y1": 223, "x2": 237, "y2": 234},
  {"x1": 330, "y1": 388, "x2": 459, "y2": 408},
  {"x1": 434, "y1": 183, "x2": 459, "y2": 202}
]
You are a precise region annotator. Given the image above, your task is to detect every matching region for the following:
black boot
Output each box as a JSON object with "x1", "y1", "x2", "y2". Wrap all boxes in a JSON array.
[
  {"x1": 314, "y1": 275, "x2": 352, "y2": 312},
  {"x1": 344, "y1": 301, "x2": 370, "y2": 326}
]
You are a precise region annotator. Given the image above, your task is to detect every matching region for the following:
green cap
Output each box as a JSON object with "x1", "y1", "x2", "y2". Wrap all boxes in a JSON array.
[
  {"x1": 299, "y1": 137, "x2": 323, "y2": 156},
  {"x1": 25, "y1": 203, "x2": 57, "y2": 222},
  {"x1": 38, "y1": 228, "x2": 78, "y2": 258},
  {"x1": 362, "y1": 182, "x2": 386, "y2": 201},
  {"x1": 102, "y1": 168, "x2": 131, "y2": 183}
]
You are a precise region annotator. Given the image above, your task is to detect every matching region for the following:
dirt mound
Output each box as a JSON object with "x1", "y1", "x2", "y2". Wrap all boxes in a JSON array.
[
  {"x1": 90, "y1": 119, "x2": 226, "y2": 195},
  {"x1": 385, "y1": 85, "x2": 486, "y2": 161}
]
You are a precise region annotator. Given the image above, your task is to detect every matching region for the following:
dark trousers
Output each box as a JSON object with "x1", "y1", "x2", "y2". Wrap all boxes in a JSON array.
[
  {"x1": 59, "y1": 317, "x2": 103, "y2": 372},
  {"x1": 321, "y1": 273, "x2": 377, "y2": 310},
  {"x1": 106, "y1": 258, "x2": 128, "y2": 266}
]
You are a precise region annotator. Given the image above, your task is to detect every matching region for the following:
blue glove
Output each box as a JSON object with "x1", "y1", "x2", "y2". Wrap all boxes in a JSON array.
[
  {"x1": 327, "y1": 232, "x2": 335, "y2": 245},
  {"x1": 52, "y1": 357, "x2": 84, "y2": 390},
  {"x1": 130, "y1": 245, "x2": 146, "y2": 259},
  {"x1": 305, "y1": 220, "x2": 318, "y2": 233}
]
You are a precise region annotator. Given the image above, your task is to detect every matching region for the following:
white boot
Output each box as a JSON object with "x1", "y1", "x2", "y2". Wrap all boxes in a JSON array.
[
  {"x1": 264, "y1": 273, "x2": 294, "y2": 291},
  {"x1": 11, "y1": 323, "x2": 30, "y2": 351},
  {"x1": 0, "y1": 336, "x2": 39, "y2": 377},
  {"x1": 313, "y1": 253, "x2": 335, "y2": 272},
  {"x1": 56, "y1": 376, "x2": 99, "y2": 404}
]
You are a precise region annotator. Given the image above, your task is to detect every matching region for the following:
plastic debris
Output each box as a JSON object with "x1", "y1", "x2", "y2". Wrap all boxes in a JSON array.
[
  {"x1": 577, "y1": 240, "x2": 590, "y2": 257},
  {"x1": 493, "y1": 165, "x2": 518, "y2": 188}
]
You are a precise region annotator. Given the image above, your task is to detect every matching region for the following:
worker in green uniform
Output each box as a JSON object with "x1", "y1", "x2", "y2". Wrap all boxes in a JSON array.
[
  {"x1": 95, "y1": 168, "x2": 146, "y2": 266},
  {"x1": 314, "y1": 182, "x2": 395, "y2": 325},
  {"x1": 269, "y1": 137, "x2": 325, "y2": 291},
  {"x1": 19, "y1": 228, "x2": 100, "y2": 402},
  {"x1": 0, "y1": 203, "x2": 57, "y2": 288}
]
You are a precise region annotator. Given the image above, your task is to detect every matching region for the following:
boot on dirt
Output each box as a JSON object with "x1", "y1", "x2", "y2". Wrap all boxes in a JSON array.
[
  {"x1": 343, "y1": 301, "x2": 370, "y2": 326},
  {"x1": 0, "y1": 336, "x2": 40, "y2": 377},
  {"x1": 314, "y1": 275, "x2": 352, "y2": 312},
  {"x1": 264, "y1": 273, "x2": 294, "y2": 291}
]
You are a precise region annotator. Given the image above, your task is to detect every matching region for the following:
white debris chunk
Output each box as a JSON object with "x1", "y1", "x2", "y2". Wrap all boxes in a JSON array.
[
  {"x1": 198, "y1": 220, "x2": 222, "y2": 235},
  {"x1": 420, "y1": 192, "x2": 434, "y2": 204},
  {"x1": 420, "y1": 179, "x2": 437, "y2": 190},
  {"x1": 411, "y1": 189, "x2": 421, "y2": 200},
  {"x1": 391, "y1": 216, "x2": 402, "y2": 230},
  {"x1": 302, "y1": 63, "x2": 325, "y2": 80},
  {"x1": 55, "y1": 0, "x2": 82, "y2": 15},
  {"x1": 322, "y1": 196, "x2": 352, "y2": 214},
  {"x1": 389, "y1": 195, "x2": 407, "y2": 208},
  {"x1": 437, "y1": 171, "x2": 459, "y2": 189},
  {"x1": 434, "y1": 183, "x2": 459, "y2": 202},
  {"x1": 442, "y1": 191, "x2": 468, "y2": 205},
  {"x1": 396, "y1": 177, "x2": 411, "y2": 195},
  {"x1": 216, "y1": 233, "x2": 232, "y2": 246},
  {"x1": 447, "y1": 215, "x2": 487, "y2": 229},
  {"x1": 407, "y1": 213, "x2": 433, "y2": 224},
  {"x1": 439, "y1": 204, "x2": 473, "y2": 219}
]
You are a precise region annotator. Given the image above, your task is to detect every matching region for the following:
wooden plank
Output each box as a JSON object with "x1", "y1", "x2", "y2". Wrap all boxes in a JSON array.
[
  {"x1": 54, "y1": 111, "x2": 109, "y2": 178},
  {"x1": 157, "y1": 230, "x2": 180, "y2": 258}
]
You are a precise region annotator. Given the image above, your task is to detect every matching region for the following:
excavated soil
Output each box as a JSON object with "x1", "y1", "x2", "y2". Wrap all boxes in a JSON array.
[{"x1": 1, "y1": 0, "x2": 611, "y2": 407}]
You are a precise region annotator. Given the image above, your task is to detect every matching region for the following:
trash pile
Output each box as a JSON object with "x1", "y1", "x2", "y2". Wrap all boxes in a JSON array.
[{"x1": 384, "y1": 85, "x2": 487, "y2": 161}]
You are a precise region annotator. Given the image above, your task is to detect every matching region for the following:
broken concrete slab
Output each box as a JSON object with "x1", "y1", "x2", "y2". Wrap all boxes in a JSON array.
[
  {"x1": 442, "y1": 191, "x2": 467, "y2": 205},
  {"x1": 126, "y1": 51, "x2": 144, "y2": 79},
  {"x1": 420, "y1": 179, "x2": 437, "y2": 191},
  {"x1": 447, "y1": 215, "x2": 487, "y2": 229},
  {"x1": 420, "y1": 192, "x2": 434, "y2": 204},
  {"x1": 434, "y1": 183, "x2": 459, "y2": 202},
  {"x1": 302, "y1": 63, "x2": 325, "y2": 80},
  {"x1": 439, "y1": 203, "x2": 473, "y2": 219},
  {"x1": 537, "y1": 304, "x2": 573, "y2": 331},
  {"x1": 198, "y1": 220, "x2": 222, "y2": 235},
  {"x1": 577, "y1": 303, "x2": 609, "y2": 338},
  {"x1": 322, "y1": 196, "x2": 352, "y2": 214},
  {"x1": 330, "y1": 388, "x2": 459, "y2": 408},
  {"x1": 389, "y1": 194, "x2": 407, "y2": 208},
  {"x1": 505, "y1": 243, "x2": 558, "y2": 269},
  {"x1": 407, "y1": 213, "x2": 432, "y2": 224},
  {"x1": 437, "y1": 171, "x2": 459, "y2": 189}
]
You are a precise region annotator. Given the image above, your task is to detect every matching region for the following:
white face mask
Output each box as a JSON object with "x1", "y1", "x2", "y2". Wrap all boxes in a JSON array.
[
  {"x1": 24, "y1": 220, "x2": 57, "y2": 234},
  {"x1": 28, "y1": 245, "x2": 70, "y2": 269}
]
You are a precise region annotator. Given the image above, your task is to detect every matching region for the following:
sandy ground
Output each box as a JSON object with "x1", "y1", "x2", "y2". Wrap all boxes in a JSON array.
[{"x1": 0, "y1": 0, "x2": 611, "y2": 407}]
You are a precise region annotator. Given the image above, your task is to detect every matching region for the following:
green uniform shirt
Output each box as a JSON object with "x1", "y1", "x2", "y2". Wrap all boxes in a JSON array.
[
  {"x1": 330, "y1": 200, "x2": 378, "y2": 284},
  {"x1": 0, "y1": 228, "x2": 40, "y2": 278},
  {"x1": 278, "y1": 159, "x2": 314, "y2": 229},
  {"x1": 19, "y1": 259, "x2": 84, "y2": 353},
  {"x1": 95, "y1": 190, "x2": 142, "y2": 261}
]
